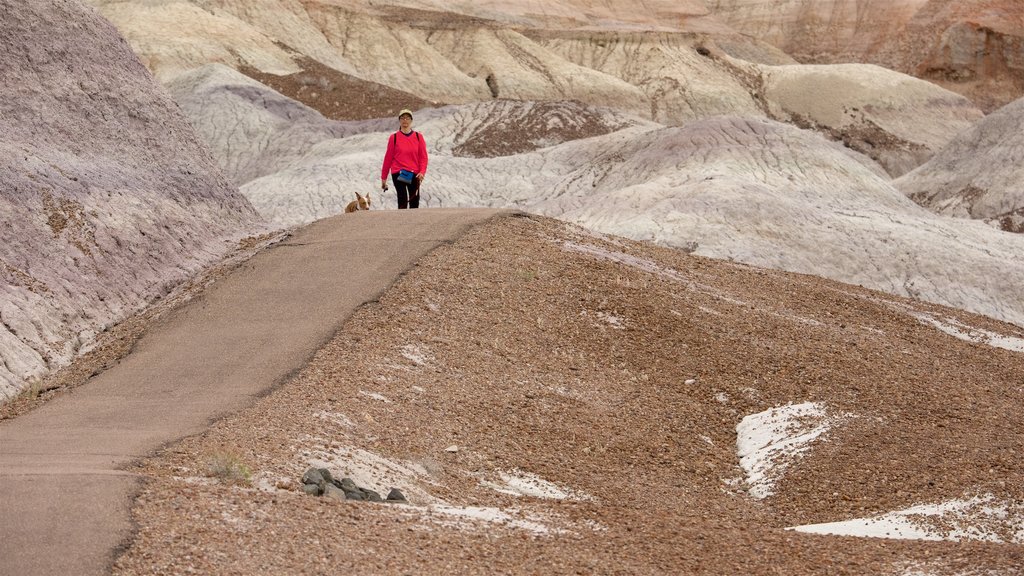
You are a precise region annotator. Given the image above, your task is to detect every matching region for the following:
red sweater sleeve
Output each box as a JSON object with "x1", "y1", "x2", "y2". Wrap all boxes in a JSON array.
[
  {"x1": 418, "y1": 133, "x2": 429, "y2": 176},
  {"x1": 380, "y1": 134, "x2": 395, "y2": 181}
]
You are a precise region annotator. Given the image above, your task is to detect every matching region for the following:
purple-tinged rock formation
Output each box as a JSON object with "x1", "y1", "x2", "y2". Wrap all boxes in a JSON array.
[{"x1": 0, "y1": 0, "x2": 262, "y2": 399}]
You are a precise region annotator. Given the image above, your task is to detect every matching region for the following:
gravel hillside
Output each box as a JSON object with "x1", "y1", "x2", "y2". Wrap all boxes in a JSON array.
[{"x1": 113, "y1": 215, "x2": 1024, "y2": 575}]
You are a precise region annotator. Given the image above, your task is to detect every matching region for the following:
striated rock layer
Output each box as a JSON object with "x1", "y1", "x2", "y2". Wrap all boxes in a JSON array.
[
  {"x1": 872, "y1": 0, "x2": 1024, "y2": 112},
  {"x1": 0, "y1": 0, "x2": 261, "y2": 399},
  {"x1": 706, "y1": 0, "x2": 930, "y2": 62},
  {"x1": 91, "y1": 0, "x2": 973, "y2": 174},
  {"x1": 708, "y1": 0, "x2": 1024, "y2": 111},
  {"x1": 86, "y1": 0, "x2": 789, "y2": 122}
]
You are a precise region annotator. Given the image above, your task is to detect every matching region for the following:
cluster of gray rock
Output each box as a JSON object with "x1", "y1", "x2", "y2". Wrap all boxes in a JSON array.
[{"x1": 301, "y1": 468, "x2": 407, "y2": 504}]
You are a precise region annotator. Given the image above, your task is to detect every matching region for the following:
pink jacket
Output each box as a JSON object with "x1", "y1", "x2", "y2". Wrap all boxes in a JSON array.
[{"x1": 380, "y1": 130, "x2": 428, "y2": 181}]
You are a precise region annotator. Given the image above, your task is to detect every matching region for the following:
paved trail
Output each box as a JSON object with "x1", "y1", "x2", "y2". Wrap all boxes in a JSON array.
[{"x1": 0, "y1": 208, "x2": 513, "y2": 575}]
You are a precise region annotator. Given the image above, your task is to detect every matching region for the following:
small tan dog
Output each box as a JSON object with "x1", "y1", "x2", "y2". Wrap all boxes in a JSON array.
[{"x1": 345, "y1": 191, "x2": 371, "y2": 213}]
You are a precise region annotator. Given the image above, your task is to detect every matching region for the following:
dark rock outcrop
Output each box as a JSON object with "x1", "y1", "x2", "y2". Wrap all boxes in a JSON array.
[{"x1": 301, "y1": 467, "x2": 406, "y2": 503}]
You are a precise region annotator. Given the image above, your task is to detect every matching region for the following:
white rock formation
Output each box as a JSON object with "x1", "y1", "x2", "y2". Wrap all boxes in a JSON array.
[
  {"x1": 86, "y1": 0, "x2": 304, "y2": 82},
  {"x1": 534, "y1": 32, "x2": 767, "y2": 124},
  {"x1": 0, "y1": 0, "x2": 261, "y2": 399},
  {"x1": 895, "y1": 96, "x2": 1024, "y2": 232},
  {"x1": 221, "y1": 88, "x2": 655, "y2": 224},
  {"x1": 547, "y1": 116, "x2": 1024, "y2": 327},
  {"x1": 165, "y1": 64, "x2": 367, "y2": 185},
  {"x1": 168, "y1": 69, "x2": 1024, "y2": 327}
]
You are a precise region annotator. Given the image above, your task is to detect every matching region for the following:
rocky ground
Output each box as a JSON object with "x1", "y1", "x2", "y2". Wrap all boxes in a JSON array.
[
  {"x1": 238, "y1": 56, "x2": 438, "y2": 123},
  {"x1": 44, "y1": 214, "x2": 1017, "y2": 575}
]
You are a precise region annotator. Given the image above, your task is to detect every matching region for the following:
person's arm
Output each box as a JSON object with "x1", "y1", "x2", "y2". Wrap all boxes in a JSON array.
[
  {"x1": 417, "y1": 133, "x2": 429, "y2": 180},
  {"x1": 380, "y1": 134, "x2": 395, "y2": 188}
]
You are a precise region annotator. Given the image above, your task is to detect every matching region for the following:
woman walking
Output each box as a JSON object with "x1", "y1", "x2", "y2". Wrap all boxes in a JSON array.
[{"x1": 380, "y1": 109, "x2": 428, "y2": 209}]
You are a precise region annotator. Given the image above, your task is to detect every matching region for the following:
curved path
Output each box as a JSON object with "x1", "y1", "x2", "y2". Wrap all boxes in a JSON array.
[{"x1": 0, "y1": 208, "x2": 514, "y2": 575}]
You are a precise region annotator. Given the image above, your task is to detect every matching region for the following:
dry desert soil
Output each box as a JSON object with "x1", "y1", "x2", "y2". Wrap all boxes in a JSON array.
[
  {"x1": 78, "y1": 214, "x2": 1024, "y2": 575},
  {"x1": 6, "y1": 214, "x2": 1023, "y2": 575}
]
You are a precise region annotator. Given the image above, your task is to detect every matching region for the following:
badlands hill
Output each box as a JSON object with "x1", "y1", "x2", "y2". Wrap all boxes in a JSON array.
[
  {"x1": 87, "y1": 0, "x2": 982, "y2": 170},
  {"x1": 161, "y1": 64, "x2": 1024, "y2": 332},
  {"x1": 77, "y1": 0, "x2": 1024, "y2": 333},
  {"x1": 113, "y1": 215, "x2": 1024, "y2": 575},
  {"x1": 1, "y1": 1, "x2": 1023, "y2": 573},
  {"x1": 708, "y1": 0, "x2": 1024, "y2": 112},
  {"x1": 896, "y1": 95, "x2": 1024, "y2": 233},
  {"x1": 0, "y1": 0, "x2": 261, "y2": 399},
  {"x1": 1, "y1": 0, "x2": 1019, "y2": 400}
]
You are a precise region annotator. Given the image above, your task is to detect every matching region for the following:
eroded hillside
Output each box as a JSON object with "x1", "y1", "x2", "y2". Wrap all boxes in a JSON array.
[
  {"x1": 709, "y1": 0, "x2": 1024, "y2": 112},
  {"x1": 0, "y1": 0, "x2": 261, "y2": 399},
  {"x1": 897, "y1": 95, "x2": 1024, "y2": 232}
]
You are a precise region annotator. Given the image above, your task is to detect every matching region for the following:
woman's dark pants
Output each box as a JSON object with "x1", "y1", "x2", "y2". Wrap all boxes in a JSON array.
[{"x1": 392, "y1": 173, "x2": 420, "y2": 209}]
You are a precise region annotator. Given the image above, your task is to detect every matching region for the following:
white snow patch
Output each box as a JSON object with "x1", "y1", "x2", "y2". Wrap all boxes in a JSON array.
[
  {"x1": 563, "y1": 225, "x2": 626, "y2": 247},
  {"x1": 304, "y1": 444, "x2": 577, "y2": 536},
  {"x1": 561, "y1": 241, "x2": 757, "y2": 309},
  {"x1": 913, "y1": 313, "x2": 1024, "y2": 353},
  {"x1": 773, "y1": 311, "x2": 825, "y2": 327},
  {"x1": 736, "y1": 402, "x2": 832, "y2": 499},
  {"x1": 358, "y1": 390, "x2": 391, "y2": 403},
  {"x1": 789, "y1": 494, "x2": 1024, "y2": 544},
  {"x1": 714, "y1": 392, "x2": 730, "y2": 404},
  {"x1": 481, "y1": 469, "x2": 594, "y2": 501},
  {"x1": 561, "y1": 241, "x2": 686, "y2": 282}
]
